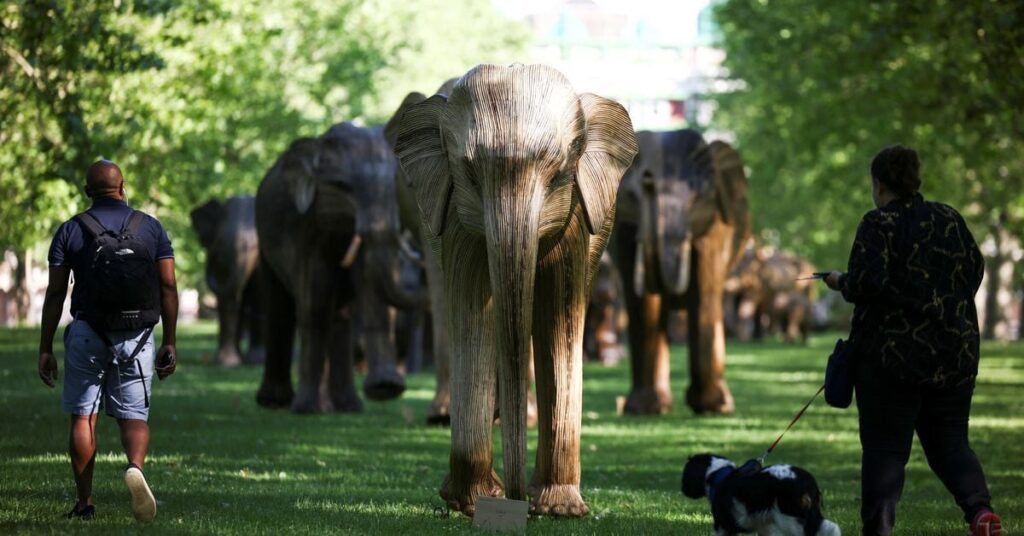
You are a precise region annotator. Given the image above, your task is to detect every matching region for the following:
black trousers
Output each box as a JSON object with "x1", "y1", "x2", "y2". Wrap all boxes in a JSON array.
[{"x1": 855, "y1": 372, "x2": 992, "y2": 536}]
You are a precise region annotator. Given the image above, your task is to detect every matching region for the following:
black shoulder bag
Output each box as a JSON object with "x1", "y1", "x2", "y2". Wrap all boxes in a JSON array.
[{"x1": 825, "y1": 338, "x2": 855, "y2": 408}]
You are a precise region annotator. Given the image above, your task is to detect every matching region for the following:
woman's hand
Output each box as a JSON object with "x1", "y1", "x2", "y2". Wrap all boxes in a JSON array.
[{"x1": 825, "y1": 271, "x2": 844, "y2": 290}]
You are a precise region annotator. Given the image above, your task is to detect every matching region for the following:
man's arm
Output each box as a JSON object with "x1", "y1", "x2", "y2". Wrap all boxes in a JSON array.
[
  {"x1": 38, "y1": 266, "x2": 71, "y2": 387},
  {"x1": 156, "y1": 258, "x2": 178, "y2": 379}
]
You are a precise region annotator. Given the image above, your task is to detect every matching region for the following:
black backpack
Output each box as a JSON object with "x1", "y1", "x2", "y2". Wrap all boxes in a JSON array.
[{"x1": 75, "y1": 211, "x2": 161, "y2": 331}]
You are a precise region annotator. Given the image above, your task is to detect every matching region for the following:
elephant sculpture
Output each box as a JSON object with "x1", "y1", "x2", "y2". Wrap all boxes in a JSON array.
[
  {"x1": 190, "y1": 195, "x2": 265, "y2": 367},
  {"x1": 387, "y1": 80, "x2": 458, "y2": 424},
  {"x1": 394, "y1": 64, "x2": 638, "y2": 516},
  {"x1": 254, "y1": 122, "x2": 418, "y2": 413},
  {"x1": 725, "y1": 246, "x2": 817, "y2": 343},
  {"x1": 609, "y1": 129, "x2": 750, "y2": 415}
]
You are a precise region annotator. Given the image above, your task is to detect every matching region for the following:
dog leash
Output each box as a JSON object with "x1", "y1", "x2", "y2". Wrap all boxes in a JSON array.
[{"x1": 756, "y1": 384, "x2": 824, "y2": 465}]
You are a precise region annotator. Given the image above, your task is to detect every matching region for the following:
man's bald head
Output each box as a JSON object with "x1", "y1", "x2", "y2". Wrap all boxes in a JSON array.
[{"x1": 85, "y1": 160, "x2": 124, "y2": 199}]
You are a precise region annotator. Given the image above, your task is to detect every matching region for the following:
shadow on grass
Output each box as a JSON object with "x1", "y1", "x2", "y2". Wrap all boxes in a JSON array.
[{"x1": 1, "y1": 325, "x2": 1021, "y2": 535}]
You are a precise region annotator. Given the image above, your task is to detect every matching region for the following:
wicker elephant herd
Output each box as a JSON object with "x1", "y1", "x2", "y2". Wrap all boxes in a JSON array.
[{"x1": 189, "y1": 64, "x2": 817, "y2": 517}]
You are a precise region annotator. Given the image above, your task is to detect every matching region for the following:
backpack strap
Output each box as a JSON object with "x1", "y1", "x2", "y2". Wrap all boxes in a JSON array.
[
  {"x1": 74, "y1": 212, "x2": 108, "y2": 238},
  {"x1": 121, "y1": 210, "x2": 147, "y2": 236}
]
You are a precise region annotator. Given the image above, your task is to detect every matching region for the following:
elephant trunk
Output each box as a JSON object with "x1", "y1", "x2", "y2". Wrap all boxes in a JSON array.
[
  {"x1": 366, "y1": 231, "x2": 426, "y2": 311},
  {"x1": 640, "y1": 178, "x2": 692, "y2": 297},
  {"x1": 484, "y1": 181, "x2": 542, "y2": 502}
]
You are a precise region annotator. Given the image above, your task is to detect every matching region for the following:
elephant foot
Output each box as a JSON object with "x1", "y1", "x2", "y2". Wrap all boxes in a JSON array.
[
  {"x1": 291, "y1": 384, "x2": 328, "y2": 414},
  {"x1": 529, "y1": 484, "x2": 589, "y2": 517},
  {"x1": 243, "y1": 345, "x2": 266, "y2": 365},
  {"x1": 440, "y1": 469, "x2": 504, "y2": 517},
  {"x1": 217, "y1": 349, "x2": 242, "y2": 368},
  {"x1": 426, "y1": 396, "x2": 450, "y2": 426},
  {"x1": 623, "y1": 387, "x2": 672, "y2": 415},
  {"x1": 363, "y1": 368, "x2": 406, "y2": 401},
  {"x1": 255, "y1": 380, "x2": 294, "y2": 409},
  {"x1": 328, "y1": 389, "x2": 364, "y2": 413},
  {"x1": 686, "y1": 381, "x2": 735, "y2": 415}
]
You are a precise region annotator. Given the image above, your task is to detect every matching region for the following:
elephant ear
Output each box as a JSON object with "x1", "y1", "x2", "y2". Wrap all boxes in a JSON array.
[
  {"x1": 394, "y1": 94, "x2": 453, "y2": 238},
  {"x1": 709, "y1": 141, "x2": 751, "y2": 268},
  {"x1": 576, "y1": 93, "x2": 639, "y2": 235},
  {"x1": 190, "y1": 199, "x2": 223, "y2": 249},
  {"x1": 384, "y1": 92, "x2": 427, "y2": 149},
  {"x1": 281, "y1": 137, "x2": 322, "y2": 215}
]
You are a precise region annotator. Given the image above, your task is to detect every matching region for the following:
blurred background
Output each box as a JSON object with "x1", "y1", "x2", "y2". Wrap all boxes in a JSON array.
[{"x1": 1, "y1": 0, "x2": 1021, "y2": 340}]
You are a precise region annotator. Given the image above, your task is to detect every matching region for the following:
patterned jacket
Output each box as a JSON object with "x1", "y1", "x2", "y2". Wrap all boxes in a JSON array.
[{"x1": 839, "y1": 193, "x2": 984, "y2": 387}]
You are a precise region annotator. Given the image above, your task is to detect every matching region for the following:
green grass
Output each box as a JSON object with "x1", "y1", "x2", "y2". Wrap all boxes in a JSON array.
[{"x1": 1, "y1": 322, "x2": 1021, "y2": 534}]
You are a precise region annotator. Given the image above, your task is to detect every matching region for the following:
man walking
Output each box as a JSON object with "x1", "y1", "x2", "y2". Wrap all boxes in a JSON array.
[{"x1": 38, "y1": 160, "x2": 178, "y2": 522}]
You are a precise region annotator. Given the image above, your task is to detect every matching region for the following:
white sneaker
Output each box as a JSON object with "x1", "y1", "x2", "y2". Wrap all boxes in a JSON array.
[{"x1": 124, "y1": 464, "x2": 157, "y2": 522}]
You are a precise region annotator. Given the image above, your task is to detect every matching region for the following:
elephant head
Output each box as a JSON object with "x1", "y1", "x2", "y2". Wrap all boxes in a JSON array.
[
  {"x1": 394, "y1": 64, "x2": 637, "y2": 499},
  {"x1": 190, "y1": 198, "x2": 224, "y2": 251},
  {"x1": 626, "y1": 130, "x2": 750, "y2": 297}
]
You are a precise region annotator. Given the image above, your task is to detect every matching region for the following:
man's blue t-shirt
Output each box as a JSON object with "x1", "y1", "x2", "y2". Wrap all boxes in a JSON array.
[{"x1": 48, "y1": 197, "x2": 174, "y2": 315}]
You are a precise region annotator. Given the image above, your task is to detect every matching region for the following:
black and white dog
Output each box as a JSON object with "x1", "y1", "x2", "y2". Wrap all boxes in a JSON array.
[{"x1": 682, "y1": 454, "x2": 841, "y2": 536}]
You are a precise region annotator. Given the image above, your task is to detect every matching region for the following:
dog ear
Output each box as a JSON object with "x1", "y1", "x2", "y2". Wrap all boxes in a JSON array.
[{"x1": 681, "y1": 454, "x2": 712, "y2": 499}]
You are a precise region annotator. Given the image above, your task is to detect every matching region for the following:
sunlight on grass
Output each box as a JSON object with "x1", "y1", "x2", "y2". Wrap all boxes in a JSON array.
[{"x1": 1, "y1": 322, "x2": 1021, "y2": 535}]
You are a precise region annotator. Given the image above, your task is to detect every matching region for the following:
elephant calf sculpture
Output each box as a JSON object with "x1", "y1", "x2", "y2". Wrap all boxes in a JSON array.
[
  {"x1": 610, "y1": 130, "x2": 750, "y2": 415},
  {"x1": 190, "y1": 196, "x2": 264, "y2": 367},
  {"x1": 395, "y1": 64, "x2": 637, "y2": 517}
]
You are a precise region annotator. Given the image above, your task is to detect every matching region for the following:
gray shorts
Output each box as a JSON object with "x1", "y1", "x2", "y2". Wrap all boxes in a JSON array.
[{"x1": 62, "y1": 320, "x2": 156, "y2": 421}]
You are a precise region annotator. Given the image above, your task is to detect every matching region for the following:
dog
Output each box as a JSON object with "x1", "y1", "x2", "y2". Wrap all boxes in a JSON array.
[{"x1": 682, "y1": 454, "x2": 841, "y2": 536}]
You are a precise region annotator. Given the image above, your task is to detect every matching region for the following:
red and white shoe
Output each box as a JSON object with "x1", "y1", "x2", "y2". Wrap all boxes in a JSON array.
[{"x1": 971, "y1": 510, "x2": 1002, "y2": 536}]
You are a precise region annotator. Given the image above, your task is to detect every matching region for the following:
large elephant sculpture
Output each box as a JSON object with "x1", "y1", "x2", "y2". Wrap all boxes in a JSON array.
[
  {"x1": 394, "y1": 64, "x2": 637, "y2": 517},
  {"x1": 190, "y1": 195, "x2": 265, "y2": 367},
  {"x1": 609, "y1": 129, "x2": 750, "y2": 415},
  {"x1": 255, "y1": 122, "x2": 418, "y2": 413}
]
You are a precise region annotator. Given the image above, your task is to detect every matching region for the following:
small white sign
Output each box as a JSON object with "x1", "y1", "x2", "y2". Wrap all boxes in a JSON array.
[{"x1": 472, "y1": 497, "x2": 529, "y2": 533}]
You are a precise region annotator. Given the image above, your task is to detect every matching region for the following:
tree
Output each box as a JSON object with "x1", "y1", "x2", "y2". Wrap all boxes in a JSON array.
[
  {"x1": 710, "y1": 0, "x2": 1024, "y2": 307},
  {"x1": 0, "y1": 0, "x2": 528, "y2": 319}
]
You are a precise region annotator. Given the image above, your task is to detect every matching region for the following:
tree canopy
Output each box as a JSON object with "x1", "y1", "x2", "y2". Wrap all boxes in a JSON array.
[
  {"x1": 711, "y1": 0, "x2": 1024, "y2": 271},
  {"x1": 1, "y1": 0, "x2": 528, "y2": 285}
]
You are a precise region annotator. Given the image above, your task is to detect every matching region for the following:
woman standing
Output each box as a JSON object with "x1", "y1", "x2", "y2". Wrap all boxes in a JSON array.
[{"x1": 825, "y1": 145, "x2": 1001, "y2": 536}]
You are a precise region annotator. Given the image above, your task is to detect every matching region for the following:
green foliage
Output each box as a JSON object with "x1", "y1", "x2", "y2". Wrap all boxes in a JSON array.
[
  {"x1": 711, "y1": 0, "x2": 1024, "y2": 269},
  {"x1": 0, "y1": 0, "x2": 527, "y2": 286},
  {"x1": 1, "y1": 323, "x2": 1022, "y2": 533}
]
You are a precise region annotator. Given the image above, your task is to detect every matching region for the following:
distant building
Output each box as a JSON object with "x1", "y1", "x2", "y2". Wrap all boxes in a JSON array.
[{"x1": 503, "y1": 0, "x2": 725, "y2": 132}]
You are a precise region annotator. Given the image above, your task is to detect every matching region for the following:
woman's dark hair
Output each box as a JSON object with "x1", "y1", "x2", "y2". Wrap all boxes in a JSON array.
[{"x1": 870, "y1": 145, "x2": 921, "y2": 197}]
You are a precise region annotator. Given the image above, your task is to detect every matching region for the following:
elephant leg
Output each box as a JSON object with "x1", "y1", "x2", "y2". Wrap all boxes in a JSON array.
[
  {"x1": 255, "y1": 264, "x2": 295, "y2": 409},
  {"x1": 327, "y1": 308, "x2": 362, "y2": 412},
  {"x1": 242, "y1": 273, "x2": 266, "y2": 365},
  {"x1": 215, "y1": 294, "x2": 243, "y2": 367},
  {"x1": 613, "y1": 223, "x2": 672, "y2": 415},
  {"x1": 622, "y1": 292, "x2": 672, "y2": 415},
  {"x1": 438, "y1": 230, "x2": 501, "y2": 516},
  {"x1": 291, "y1": 261, "x2": 342, "y2": 414},
  {"x1": 359, "y1": 263, "x2": 406, "y2": 401},
  {"x1": 424, "y1": 242, "x2": 452, "y2": 426},
  {"x1": 685, "y1": 221, "x2": 735, "y2": 415},
  {"x1": 529, "y1": 213, "x2": 590, "y2": 517}
]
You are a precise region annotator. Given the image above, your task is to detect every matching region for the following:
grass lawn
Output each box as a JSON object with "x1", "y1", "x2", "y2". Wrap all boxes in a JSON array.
[{"x1": 1, "y1": 322, "x2": 1021, "y2": 534}]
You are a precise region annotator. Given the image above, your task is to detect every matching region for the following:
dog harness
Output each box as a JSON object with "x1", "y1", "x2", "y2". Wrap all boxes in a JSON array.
[{"x1": 708, "y1": 459, "x2": 763, "y2": 534}]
